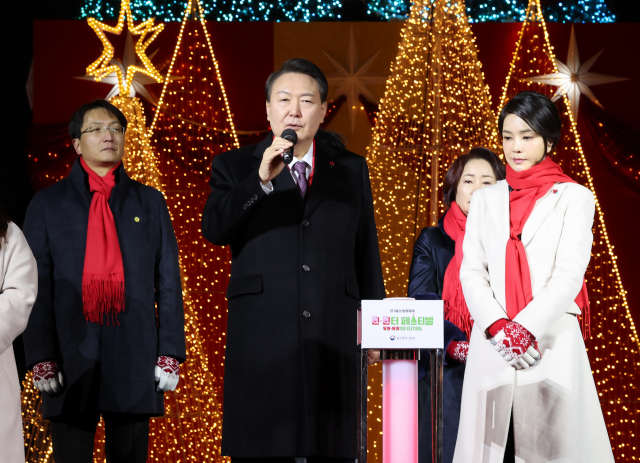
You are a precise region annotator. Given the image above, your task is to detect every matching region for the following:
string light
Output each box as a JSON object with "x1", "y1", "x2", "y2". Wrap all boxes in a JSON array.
[
  {"x1": 365, "y1": 0, "x2": 498, "y2": 459},
  {"x1": 79, "y1": 0, "x2": 617, "y2": 23},
  {"x1": 80, "y1": 0, "x2": 344, "y2": 22},
  {"x1": 86, "y1": 0, "x2": 164, "y2": 97},
  {"x1": 465, "y1": 0, "x2": 616, "y2": 23},
  {"x1": 497, "y1": 1, "x2": 639, "y2": 460}
]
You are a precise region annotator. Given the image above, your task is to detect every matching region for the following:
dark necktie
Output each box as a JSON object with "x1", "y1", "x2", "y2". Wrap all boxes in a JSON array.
[{"x1": 293, "y1": 161, "x2": 309, "y2": 198}]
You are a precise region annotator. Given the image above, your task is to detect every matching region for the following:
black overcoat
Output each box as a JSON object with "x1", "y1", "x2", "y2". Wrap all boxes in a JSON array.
[
  {"x1": 407, "y1": 212, "x2": 467, "y2": 463},
  {"x1": 22, "y1": 159, "x2": 186, "y2": 419},
  {"x1": 202, "y1": 135, "x2": 385, "y2": 458}
]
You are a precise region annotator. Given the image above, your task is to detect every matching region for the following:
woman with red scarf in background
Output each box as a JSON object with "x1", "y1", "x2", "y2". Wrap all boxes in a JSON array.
[
  {"x1": 454, "y1": 92, "x2": 613, "y2": 463},
  {"x1": 408, "y1": 148, "x2": 505, "y2": 463}
]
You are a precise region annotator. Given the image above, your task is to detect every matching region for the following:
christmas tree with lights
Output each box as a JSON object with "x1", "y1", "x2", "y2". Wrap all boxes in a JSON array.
[
  {"x1": 366, "y1": 0, "x2": 497, "y2": 299},
  {"x1": 497, "y1": 0, "x2": 639, "y2": 460},
  {"x1": 145, "y1": 0, "x2": 239, "y2": 459},
  {"x1": 364, "y1": 0, "x2": 497, "y2": 459}
]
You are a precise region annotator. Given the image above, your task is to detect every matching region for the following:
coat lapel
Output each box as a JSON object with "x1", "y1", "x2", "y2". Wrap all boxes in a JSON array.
[
  {"x1": 487, "y1": 180, "x2": 510, "y2": 312},
  {"x1": 304, "y1": 142, "x2": 335, "y2": 219},
  {"x1": 521, "y1": 183, "x2": 565, "y2": 247},
  {"x1": 253, "y1": 133, "x2": 304, "y2": 212}
]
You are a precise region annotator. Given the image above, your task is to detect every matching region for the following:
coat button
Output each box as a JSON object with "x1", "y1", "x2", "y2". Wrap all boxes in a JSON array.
[
  {"x1": 242, "y1": 204, "x2": 247, "y2": 210},
  {"x1": 253, "y1": 194, "x2": 258, "y2": 200},
  {"x1": 303, "y1": 310, "x2": 311, "y2": 318},
  {"x1": 302, "y1": 220, "x2": 309, "y2": 227},
  {"x1": 302, "y1": 264, "x2": 310, "y2": 272}
]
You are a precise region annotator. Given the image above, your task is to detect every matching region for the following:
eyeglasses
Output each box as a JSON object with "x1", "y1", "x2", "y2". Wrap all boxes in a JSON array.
[{"x1": 80, "y1": 126, "x2": 126, "y2": 137}]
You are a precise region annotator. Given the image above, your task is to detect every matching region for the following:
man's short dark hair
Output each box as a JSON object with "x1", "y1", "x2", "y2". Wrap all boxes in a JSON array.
[
  {"x1": 69, "y1": 100, "x2": 128, "y2": 140},
  {"x1": 265, "y1": 58, "x2": 329, "y2": 103},
  {"x1": 443, "y1": 147, "x2": 506, "y2": 208},
  {"x1": 498, "y1": 91, "x2": 562, "y2": 153}
]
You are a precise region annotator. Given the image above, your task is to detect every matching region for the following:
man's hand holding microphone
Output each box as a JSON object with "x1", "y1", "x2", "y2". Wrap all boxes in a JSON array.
[{"x1": 259, "y1": 129, "x2": 298, "y2": 186}]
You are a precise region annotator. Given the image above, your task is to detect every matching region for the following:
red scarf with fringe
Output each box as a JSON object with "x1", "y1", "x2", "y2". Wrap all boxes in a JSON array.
[
  {"x1": 80, "y1": 158, "x2": 125, "y2": 324},
  {"x1": 442, "y1": 202, "x2": 473, "y2": 339},
  {"x1": 506, "y1": 157, "x2": 590, "y2": 338}
]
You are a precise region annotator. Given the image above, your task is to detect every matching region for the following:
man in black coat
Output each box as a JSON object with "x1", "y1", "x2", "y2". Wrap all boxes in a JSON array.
[
  {"x1": 202, "y1": 59, "x2": 385, "y2": 462},
  {"x1": 22, "y1": 100, "x2": 186, "y2": 463}
]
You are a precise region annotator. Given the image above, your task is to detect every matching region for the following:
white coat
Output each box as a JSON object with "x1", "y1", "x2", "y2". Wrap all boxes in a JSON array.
[
  {"x1": 454, "y1": 180, "x2": 614, "y2": 463},
  {"x1": 0, "y1": 222, "x2": 37, "y2": 463}
]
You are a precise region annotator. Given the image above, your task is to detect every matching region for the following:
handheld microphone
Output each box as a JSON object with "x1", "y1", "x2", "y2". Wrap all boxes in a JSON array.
[{"x1": 281, "y1": 129, "x2": 298, "y2": 165}]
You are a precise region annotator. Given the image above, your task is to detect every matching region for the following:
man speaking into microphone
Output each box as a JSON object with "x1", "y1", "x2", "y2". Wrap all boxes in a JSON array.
[{"x1": 202, "y1": 58, "x2": 385, "y2": 462}]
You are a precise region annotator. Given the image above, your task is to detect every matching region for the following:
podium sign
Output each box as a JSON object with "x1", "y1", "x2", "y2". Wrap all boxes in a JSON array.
[{"x1": 361, "y1": 299, "x2": 444, "y2": 349}]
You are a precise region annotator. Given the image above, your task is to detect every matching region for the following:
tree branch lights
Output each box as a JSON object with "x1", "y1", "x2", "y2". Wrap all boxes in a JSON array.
[
  {"x1": 86, "y1": 0, "x2": 164, "y2": 98},
  {"x1": 498, "y1": 1, "x2": 639, "y2": 460},
  {"x1": 367, "y1": 0, "x2": 497, "y2": 299}
]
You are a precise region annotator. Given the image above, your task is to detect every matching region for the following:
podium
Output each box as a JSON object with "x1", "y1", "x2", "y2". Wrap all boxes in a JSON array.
[{"x1": 359, "y1": 299, "x2": 444, "y2": 463}]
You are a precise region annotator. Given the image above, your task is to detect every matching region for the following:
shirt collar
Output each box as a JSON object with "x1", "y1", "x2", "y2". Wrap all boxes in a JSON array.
[{"x1": 289, "y1": 141, "x2": 314, "y2": 170}]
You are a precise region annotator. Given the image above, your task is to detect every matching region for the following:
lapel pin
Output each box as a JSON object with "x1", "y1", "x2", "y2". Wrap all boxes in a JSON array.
[
  {"x1": 329, "y1": 161, "x2": 335, "y2": 168},
  {"x1": 553, "y1": 189, "x2": 558, "y2": 194}
]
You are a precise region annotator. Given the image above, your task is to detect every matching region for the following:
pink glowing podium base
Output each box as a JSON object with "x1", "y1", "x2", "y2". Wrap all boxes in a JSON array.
[
  {"x1": 382, "y1": 356, "x2": 419, "y2": 463},
  {"x1": 360, "y1": 299, "x2": 444, "y2": 463}
]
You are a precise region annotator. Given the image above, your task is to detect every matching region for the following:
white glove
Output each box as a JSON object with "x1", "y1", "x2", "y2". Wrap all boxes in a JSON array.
[
  {"x1": 490, "y1": 321, "x2": 541, "y2": 369},
  {"x1": 155, "y1": 356, "x2": 180, "y2": 392},
  {"x1": 32, "y1": 361, "x2": 65, "y2": 394}
]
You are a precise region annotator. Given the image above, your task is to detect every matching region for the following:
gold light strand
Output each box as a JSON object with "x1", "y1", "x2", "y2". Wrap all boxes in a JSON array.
[
  {"x1": 111, "y1": 96, "x2": 162, "y2": 190},
  {"x1": 497, "y1": 1, "x2": 639, "y2": 459},
  {"x1": 22, "y1": 373, "x2": 53, "y2": 462}
]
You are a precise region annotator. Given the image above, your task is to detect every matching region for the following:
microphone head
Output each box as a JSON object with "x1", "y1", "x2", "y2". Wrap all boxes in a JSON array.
[{"x1": 281, "y1": 128, "x2": 298, "y2": 145}]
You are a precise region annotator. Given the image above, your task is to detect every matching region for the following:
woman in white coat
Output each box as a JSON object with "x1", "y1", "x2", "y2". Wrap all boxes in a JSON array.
[
  {"x1": 454, "y1": 91, "x2": 614, "y2": 463},
  {"x1": 0, "y1": 205, "x2": 38, "y2": 462}
]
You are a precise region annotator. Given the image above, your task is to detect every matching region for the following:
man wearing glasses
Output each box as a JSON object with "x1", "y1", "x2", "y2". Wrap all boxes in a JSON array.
[{"x1": 22, "y1": 100, "x2": 186, "y2": 462}]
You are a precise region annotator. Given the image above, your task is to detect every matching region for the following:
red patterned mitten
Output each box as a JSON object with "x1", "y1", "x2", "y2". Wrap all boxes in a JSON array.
[
  {"x1": 446, "y1": 341, "x2": 469, "y2": 364},
  {"x1": 154, "y1": 356, "x2": 180, "y2": 392},
  {"x1": 32, "y1": 361, "x2": 64, "y2": 394}
]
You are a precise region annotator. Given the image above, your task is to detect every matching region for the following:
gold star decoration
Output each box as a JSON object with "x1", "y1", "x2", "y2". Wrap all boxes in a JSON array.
[
  {"x1": 86, "y1": 0, "x2": 164, "y2": 98},
  {"x1": 524, "y1": 25, "x2": 627, "y2": 121},
  {"x1": 323, "y1": 26, "x2": 387, "y2": 133}
]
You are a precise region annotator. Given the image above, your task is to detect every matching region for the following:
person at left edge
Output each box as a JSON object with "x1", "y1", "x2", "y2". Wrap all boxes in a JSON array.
[
  {"x1": 22, "y1": 100, "x2": 186, "y2": 463},
  {"x1": 0, "y1": 203, "x2": 38, "y2": 463},
  {"x1": 202, "y1": 58, "x2": 385, "y2": 462}
]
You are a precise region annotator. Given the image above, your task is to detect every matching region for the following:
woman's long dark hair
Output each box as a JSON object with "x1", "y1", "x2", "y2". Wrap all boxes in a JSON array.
[
  {"x1": 443, "y1": 147, "x2": 506, "y2": 207},
  {"x1": 0, "y1": 203, "x2": 9, "y2": 250}
]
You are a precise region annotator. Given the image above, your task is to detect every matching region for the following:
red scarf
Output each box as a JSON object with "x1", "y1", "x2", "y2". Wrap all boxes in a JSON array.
[
  {"x1": 442, "y1": 202, "x2": 473, "y2": 339},
  {"x1": 80, "y1": 157, "x2": 125, "y2": 324},
  {"x1": 506, "y1": 157, "x2": 590, "y2": 338}
]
